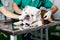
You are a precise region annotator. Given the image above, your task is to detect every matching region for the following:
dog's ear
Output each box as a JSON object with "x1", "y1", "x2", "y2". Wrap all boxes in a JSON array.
[{"x1": 41, "y1": 10, "x2": 47, "y2": 18}]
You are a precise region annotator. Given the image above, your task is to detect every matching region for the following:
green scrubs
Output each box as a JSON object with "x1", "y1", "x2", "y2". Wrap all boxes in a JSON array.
[{"x1": 14, "y1": 0, "x2": 53, "y2": 10}]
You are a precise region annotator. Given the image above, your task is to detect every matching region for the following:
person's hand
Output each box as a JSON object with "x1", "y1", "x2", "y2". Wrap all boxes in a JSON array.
[
  {"x1": 18, "y1": 15, "x2": 23, "y2": 20},
  {"x1": 13, "y1": 21, "x2": 23, "y2": 25},
  {"x1": 18, "y1": 11, "x2": 26, "y2": 20},
  {"x1": 43, "y1": 11, "x2": 52, "y2": 20}
]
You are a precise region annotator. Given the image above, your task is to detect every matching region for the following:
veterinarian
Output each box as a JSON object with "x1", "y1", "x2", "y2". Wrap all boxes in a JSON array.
[{"x1": 0, "y1": 0, "x2": 58, "y2": 40}]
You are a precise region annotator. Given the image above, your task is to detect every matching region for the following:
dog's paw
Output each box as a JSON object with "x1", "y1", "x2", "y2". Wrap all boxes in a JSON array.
[
  {"x1": 31, "y1": 21, "x2": 43, "y2": 27},
  {"x1": 13, "y1": 21, "x2": 23, "y2": 25},
  {"x1": 14, "y1": 26, "x2": 24, "y2": 30}
]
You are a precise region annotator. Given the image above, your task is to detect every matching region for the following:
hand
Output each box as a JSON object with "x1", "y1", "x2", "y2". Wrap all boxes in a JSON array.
[
  {"x1": 19, "y1": 15, "x2": 23, "y2": 20},
  {"x1": 13, "y1": 21, "x2": 23, "y2": 25},
  {"x1": 43, "y1": 11, "x2": 52, "y2": 20},
  {"x1": 18, "y1": 11, "x2": 26, "y2": 20}
]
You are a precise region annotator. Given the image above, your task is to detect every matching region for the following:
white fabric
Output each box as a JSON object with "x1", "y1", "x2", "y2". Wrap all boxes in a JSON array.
[
  {"x1": 10, "y1": 35, "x2": 17, "y2": 40},
  {"x1": 1, "y1": 0, "x2": 13, "y2": 11},
  {"x1": 43, "y1": 11, "x2": 52, "y2": 20}
]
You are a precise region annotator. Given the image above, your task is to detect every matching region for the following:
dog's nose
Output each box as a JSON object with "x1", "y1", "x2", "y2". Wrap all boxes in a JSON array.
[
  {"x1": 25, "y1": 23, "x2": 30, "y2": 26},
  {"x1": 26, "y1": 15, "x2": 30, "y2": 17}
]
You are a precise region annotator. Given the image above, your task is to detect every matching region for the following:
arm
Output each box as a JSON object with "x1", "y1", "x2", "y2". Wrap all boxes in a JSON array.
[
  {"x1": 43, "y1": 0, "x2": 58, "y2": 20},
  {"x1": 12, "y1": 2, "x2": 22, "y2": 14},
  {"x1": 43, "y1": 5, "x2": 58, "y2": 20},
  {"x1": 0, "y1": 6, "x2": 19, "y2": 19},
  {"x1": 43, "y1": 0, "x2": 58, "y2": 14},
  {"x1": 50, "y1": 5, "x2": 58, "y2": 14}
]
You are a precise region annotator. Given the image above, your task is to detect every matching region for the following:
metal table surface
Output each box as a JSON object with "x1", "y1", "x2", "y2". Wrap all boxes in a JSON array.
[{"x1": 0, "y1": 20, "x2": 60, "y2": 40}]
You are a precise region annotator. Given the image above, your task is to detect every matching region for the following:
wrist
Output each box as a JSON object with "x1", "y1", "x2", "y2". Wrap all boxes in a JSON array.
[{"x1": 48, "y1": 10, "x2": 52, "y2": 14}]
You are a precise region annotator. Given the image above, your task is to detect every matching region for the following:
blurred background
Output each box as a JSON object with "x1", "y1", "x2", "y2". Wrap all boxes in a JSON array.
[{"x1": 0, "y1": 0, "x2": 60, "y2": 40}]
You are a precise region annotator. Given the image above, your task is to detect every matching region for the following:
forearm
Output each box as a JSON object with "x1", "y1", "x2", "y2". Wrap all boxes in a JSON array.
[
  {"x1": 12, "y1": 3, "x2": 22, "y2": 14},
  {"x1": 0, "y1": 7, "x2": 19, "y2": 19},
  {"x1": 50, "y1": 5, "x2": 58, "y2": 14}
]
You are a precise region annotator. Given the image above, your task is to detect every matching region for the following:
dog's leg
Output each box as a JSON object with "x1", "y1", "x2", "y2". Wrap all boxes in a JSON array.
[
  {"x1": 13, "y1": 21, "x2": 23, "y2": 25},
  {"x1": 40, "y1": 18, "x2": 44, "y2": 24}
]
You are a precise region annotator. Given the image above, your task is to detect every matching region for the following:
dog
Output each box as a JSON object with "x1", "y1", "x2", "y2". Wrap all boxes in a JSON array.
[{"x1": 13, "y1": 6, "x2": 43, "y2": 29}]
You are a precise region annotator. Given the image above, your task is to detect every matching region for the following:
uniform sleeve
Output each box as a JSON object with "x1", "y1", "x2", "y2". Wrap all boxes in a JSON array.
[
  {"x1": 0, "y1": 2, "x2": 3, "y2": 7},
  {"x1": 14, "y1": 0, "x2": 21, "y2": 5},
  {"x1": 44, "y1": 0, "x2": 53, "y2": 8}
]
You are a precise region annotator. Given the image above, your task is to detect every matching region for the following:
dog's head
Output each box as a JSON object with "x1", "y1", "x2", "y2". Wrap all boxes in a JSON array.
[
  {"x1": 20, "y1": 6, "x2": 42, "y2": 27},
  {"x1": 21, "y1": 6, "x2": 41, "y2": 21}
]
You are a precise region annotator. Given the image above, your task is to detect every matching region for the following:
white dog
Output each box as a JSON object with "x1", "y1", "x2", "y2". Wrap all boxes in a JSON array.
[{"x1": 14, "y1": 6, "x2": 43, "y2": 29}]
